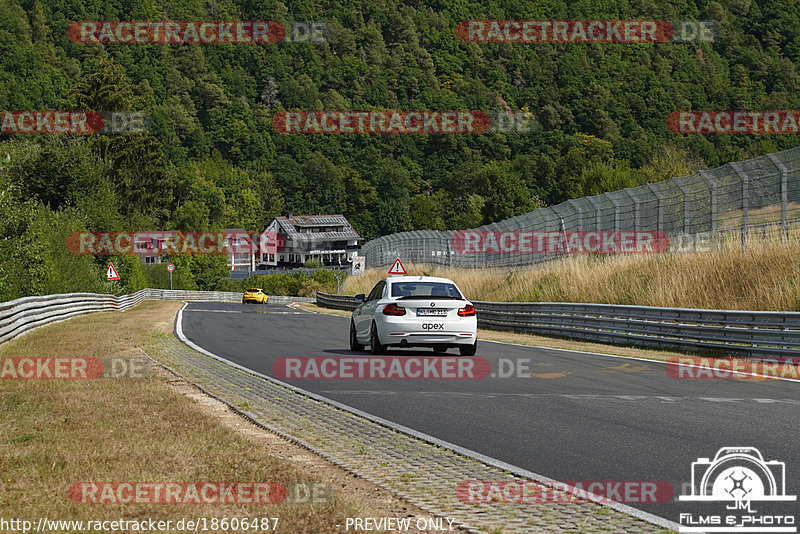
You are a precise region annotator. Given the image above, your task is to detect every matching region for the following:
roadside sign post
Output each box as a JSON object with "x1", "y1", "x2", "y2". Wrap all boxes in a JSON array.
[
  {"x1": 351, "y1": 255, "x2": 365, "y2": 276},
  {"x1": 167, "y1": 263, "x2": 175, "y2": 290},
  {"x1": 388, "y1": 258, "x2": 406, "y2": 275},
  {"x1": 106, "y1": 262, "x2": 120, "y2": 293},
  {"x1": 333, "y1": 270, "x2": 345, "y2": 294}
]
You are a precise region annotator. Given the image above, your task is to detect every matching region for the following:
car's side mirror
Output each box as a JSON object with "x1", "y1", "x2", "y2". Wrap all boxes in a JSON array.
[{"x1": 354, "y1": 294, "x2": 366, "y2": 302}]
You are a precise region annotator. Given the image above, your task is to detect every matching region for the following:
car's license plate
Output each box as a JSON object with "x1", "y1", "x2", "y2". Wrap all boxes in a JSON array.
[{"x1": 417, "y1": 308, "x2": 447, "y2": 316}]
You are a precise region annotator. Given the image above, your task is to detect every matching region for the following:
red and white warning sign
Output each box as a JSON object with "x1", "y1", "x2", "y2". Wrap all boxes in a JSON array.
[
  {"x1": 167, "y1": 263, "x2": 175, "y2": 272},
  {"x1": 388, "y1": 258, "x2": 407, "y2": 275},
  {"x1": 106, "y1": 262, "x2": 120, "y2": 280}
]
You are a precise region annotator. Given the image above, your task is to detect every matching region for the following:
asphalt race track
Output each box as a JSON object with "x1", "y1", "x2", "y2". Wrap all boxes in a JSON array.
[{"x1": 180, "y1": 301, "x2": 800, "y2": 527}]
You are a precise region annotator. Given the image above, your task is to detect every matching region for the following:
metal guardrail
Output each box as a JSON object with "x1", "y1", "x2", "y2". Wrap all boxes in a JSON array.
[
  {"x1": 316, "y1": 292, "x2": 361, "y2": 311},
  {"x1": 0, "y1": 289, "x2": 246, "y2": 345},
  {"x1": 315, "y1": 292, "x2": 800, "y2": 357}
]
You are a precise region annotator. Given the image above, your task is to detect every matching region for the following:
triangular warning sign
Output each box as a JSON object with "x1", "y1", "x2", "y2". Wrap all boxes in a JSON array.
[
  {"x1": 106, "y1": 262, "x2": 120, "y2": 280},
  {"x1": 388, "y1": 258, "x2": 406, "y2": 275}
]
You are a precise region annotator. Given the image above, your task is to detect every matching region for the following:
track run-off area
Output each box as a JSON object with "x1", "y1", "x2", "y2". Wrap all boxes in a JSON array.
[{"x1": 179, "y1": 301, "x2": 800, "y2": 529}]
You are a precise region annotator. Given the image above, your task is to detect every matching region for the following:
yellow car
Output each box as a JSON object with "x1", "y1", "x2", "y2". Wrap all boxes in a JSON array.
[{"x1": 242, "y1": 288, "x2": 268, "y2": 304}]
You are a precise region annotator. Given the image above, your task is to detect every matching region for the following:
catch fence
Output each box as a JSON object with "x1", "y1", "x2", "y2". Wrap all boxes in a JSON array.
[{"x1": 362, "y1": 147, "x2": 800, "y2": 268}]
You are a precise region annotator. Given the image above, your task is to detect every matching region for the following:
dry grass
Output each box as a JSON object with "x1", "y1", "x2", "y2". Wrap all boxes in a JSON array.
[
  {"x1": 716, "y1": 202, "x2": 800, "y2": 230},
  {"x1": 0, "y1": 302, "x2": 426, "y2": 532},
  {"x1": 343, "y1": 230, "x2": 800, "y2": 311}
]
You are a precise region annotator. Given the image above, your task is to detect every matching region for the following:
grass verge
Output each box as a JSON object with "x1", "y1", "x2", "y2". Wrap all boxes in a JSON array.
[{"x1": 0, "y1": 301, "x2": 433, "y2": 532}]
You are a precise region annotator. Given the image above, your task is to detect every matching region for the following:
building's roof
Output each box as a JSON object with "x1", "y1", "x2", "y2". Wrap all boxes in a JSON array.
[{"x1": 273, "y1": 214, "x2": 360, "y2": 241}]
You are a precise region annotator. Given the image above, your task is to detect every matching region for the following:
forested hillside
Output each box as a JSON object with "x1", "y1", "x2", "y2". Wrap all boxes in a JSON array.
[{"x1": 1, "y1": 0, "x2": 799, "y2": 298}]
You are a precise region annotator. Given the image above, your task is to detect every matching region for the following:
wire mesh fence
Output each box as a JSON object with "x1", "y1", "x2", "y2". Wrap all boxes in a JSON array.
[{"x1": 361, "y1": 146, "x2": 800, "y2": 268}]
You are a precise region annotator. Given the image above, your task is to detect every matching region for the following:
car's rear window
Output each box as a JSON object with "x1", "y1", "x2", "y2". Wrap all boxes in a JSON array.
[
  {"x1": 390, "y1": 282, "x2": 463, "y2": 299},
  {"x1": 246, "y1": 288, "x2": 261, "y2": 292}
]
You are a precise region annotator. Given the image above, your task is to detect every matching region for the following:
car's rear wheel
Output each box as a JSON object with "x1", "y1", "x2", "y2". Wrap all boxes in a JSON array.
[
  {"x1": 370, "y1": 322, "x2": 386, "y2": 355},
  {"x1": 350, "y1": 320, "x2": 365, "y2": 352},
  {"x1": 459, "y1": 340, "x2": 478, "y2": 356}
]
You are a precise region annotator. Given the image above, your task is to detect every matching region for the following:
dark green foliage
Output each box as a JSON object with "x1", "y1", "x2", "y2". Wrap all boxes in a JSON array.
[{"x1": 1, "y1": 0, "x2": 799, "y2": 298}]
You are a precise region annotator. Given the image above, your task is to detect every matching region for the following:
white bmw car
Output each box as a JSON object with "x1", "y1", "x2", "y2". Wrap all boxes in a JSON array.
[{"x1": 350, "y1": 276, "x2": 478, "y2": 356}]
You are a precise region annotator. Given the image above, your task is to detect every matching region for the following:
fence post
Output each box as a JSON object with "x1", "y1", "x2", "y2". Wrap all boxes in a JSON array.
[
  {"x1": 729, "y1": 162, "x2": 749, "y2": 251},
  {"x1": 699, "y1": 170, "x2": 717, "y2": 249},
  {"x1": 607, "y1": 193, "x2": 623, "y2": 232},
  {"x1": 647, "y1": 184, "x2": 664, "y2": 235},
  {"x1": 673, "y1": 176, "x2": 691, "y2": 236},
  {"x1": 767, "y1": 154, "x2": 789, "y2": 246},
  {"x1": 623, "y1": 188, "x2": 640, "y2": 231},
  {"x1": 567, "y1": 199, "x2": 584, "y2": 231},
  {"x1": 586, "y1": 195, "x2": 602, "y2": 231}
]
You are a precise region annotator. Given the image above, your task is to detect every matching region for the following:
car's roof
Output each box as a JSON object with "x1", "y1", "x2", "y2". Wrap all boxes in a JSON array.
[
  {"x1": 384, "y1": 276, "x2": 455, "y2": 284},
  {"x1": 246, "y1": 288, "x2": 263, "y2": 291}
]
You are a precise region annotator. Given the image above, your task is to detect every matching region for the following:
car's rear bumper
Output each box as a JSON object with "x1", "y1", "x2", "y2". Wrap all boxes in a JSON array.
[
  {"x1": 378, "y1": 316, "x2": 477, "y2": 346},
  {"x1": 382, "y1": 331, "x2": 476, "y2": 347}
]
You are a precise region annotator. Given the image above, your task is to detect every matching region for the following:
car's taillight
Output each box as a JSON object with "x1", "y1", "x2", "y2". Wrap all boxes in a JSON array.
[
  {"x1": 458, "y1": 304, "x2": 476, "y2": 317},
  {"x1": 382, "y1": 303, "x2": 406, "y2": 316}
]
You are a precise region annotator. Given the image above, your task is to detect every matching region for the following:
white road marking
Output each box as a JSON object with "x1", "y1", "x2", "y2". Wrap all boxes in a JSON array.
[
  {"x1": 480, "y1": 338, "x2": 800, "y2": 384},
  {"x1": 319, "y1": 391, "x2": 800, "y2": 404},
  {"x1": 184, "y1": 309, "x2": 305, "y2": 314}
]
